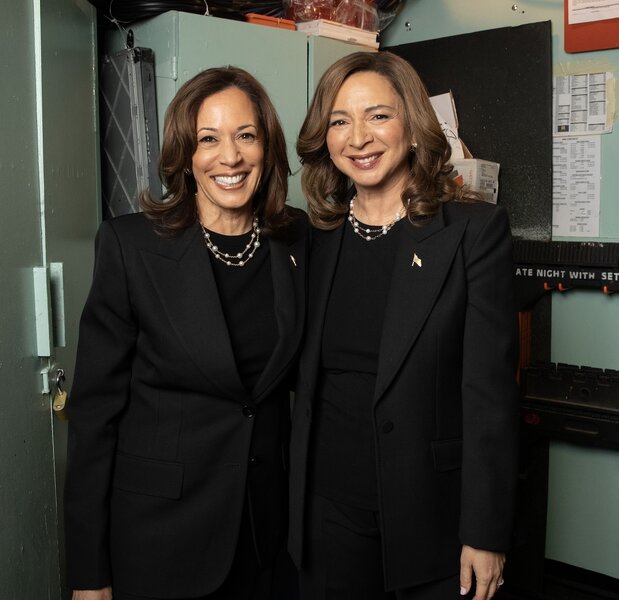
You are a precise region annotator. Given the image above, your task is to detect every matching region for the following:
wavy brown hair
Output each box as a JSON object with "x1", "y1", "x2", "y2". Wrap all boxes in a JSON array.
[
  {"x1": 297, "y1": 51, "x2": 477, "y2": 229},
  {"x1": 141, "y1": 66, "x2": 291, "y2": 237}
]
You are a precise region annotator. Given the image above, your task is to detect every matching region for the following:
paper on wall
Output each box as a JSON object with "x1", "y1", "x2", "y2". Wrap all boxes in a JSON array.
[
  {"x1": 553, "y1": 72, "x2": 613, "y2": 136},
  {"x1": 552, "y1": 135, "x2": 601, "y2": 237},
  {"x1": 568, "y1": 0, "x2": 619, "y2": 24}
]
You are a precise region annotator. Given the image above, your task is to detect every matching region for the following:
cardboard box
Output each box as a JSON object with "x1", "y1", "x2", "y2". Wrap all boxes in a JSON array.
[
  {"x1": 295, "y1": 19, "x2": 379, "y2": 49},
  {"x1": 430, "y1": 91, "x2": 500, "y2": 204},
  {"x1": 451, "y1": 158, "x2": 500, "y2": 204}
]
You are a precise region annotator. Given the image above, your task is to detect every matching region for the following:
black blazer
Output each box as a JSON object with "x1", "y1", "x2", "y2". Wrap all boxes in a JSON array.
[
  {"x1": 65, "y1": 209, "x2": 308, "y2": 597},
  {"x1": 289, "y1": 201, "x2": 519, "y2": 591}
]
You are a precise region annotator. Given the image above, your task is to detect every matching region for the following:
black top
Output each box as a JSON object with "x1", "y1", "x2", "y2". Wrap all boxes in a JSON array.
[
  {"x1": 207, "y1": 228, "x2": 276, "y2": 393},
  {"x1": 310, "y1": 217, "x2": 404, "y2": 509}
]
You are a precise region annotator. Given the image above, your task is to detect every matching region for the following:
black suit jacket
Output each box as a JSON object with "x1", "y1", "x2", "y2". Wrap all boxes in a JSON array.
[
  {"x1": 65, "y1": 210, "x2": 308, "y2": 597},
  {"x1": 289, "y1": 201, "x2": 519, "y2": 591}
]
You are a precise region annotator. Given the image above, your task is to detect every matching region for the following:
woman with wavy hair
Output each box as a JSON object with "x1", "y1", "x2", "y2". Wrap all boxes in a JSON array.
[
  {"x1": 289, "y1": 51, "x2": 519, "y2": 600},
  {"x1": 65, "y1": 66, "x2": 307, "y2": 600}
]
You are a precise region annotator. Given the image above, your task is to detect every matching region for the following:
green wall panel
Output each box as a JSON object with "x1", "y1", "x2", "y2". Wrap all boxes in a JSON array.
[
  {"x1": 547, "y1": 442, "x2": 619, "y2": 578},
  {"x1": 550, "y1": 292, "x2": 619, "y2": 577},
  {"x1": 308, "y1": 36, "x2": 374, "y2": 99}
]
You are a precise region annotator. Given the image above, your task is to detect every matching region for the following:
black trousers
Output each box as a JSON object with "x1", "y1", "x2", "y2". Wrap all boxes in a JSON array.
[
  {"x1": 299, "y1": 493, "x2": 472, "y2": 600},
  {"x1": 113, "y1": 503, "x2": 297, "y2": 600}
]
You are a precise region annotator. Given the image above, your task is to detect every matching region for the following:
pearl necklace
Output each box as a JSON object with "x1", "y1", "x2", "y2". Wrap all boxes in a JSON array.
[
  {"x1": 200, "y1": 217, "x2": 261, "y2": 267},
  {"x1": 348, "y1": 196, "x2": 406, "y2": 241}
]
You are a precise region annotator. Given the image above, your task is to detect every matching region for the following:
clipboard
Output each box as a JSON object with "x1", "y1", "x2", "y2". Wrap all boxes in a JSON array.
[{"x1": 564, "y1": 0, "x2": 619, "y2": 53}]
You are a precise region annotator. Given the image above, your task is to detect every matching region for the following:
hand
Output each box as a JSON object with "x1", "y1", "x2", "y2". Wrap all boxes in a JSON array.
[
  {"x1": 460, "y1": 545, "x2": 505, "y2": 599},
  {"x1": 72, "y1": 587, "x2": 113, "y2": 600}
]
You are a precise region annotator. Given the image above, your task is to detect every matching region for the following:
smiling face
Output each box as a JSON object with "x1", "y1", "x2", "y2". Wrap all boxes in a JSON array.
[
  {"x1": 192, "y1": 86, "x2": 264, "y2": 225},
  {"x1": 326, "y1": 71, "x2": 412, "y2": 200}
]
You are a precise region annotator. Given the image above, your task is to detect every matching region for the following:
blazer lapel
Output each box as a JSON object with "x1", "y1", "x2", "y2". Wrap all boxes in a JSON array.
[
  {"x1": 252, "y1": 234, "x2": 306, "y2": 402},
  {"x1": 298, "y1": 224, "x2": 345, "y2": 398},
  {"x1": 374, "y1": 206, "x2": 468, "y2": 402},
  {"x1": 140, "y1": 223, "x2": 247, "y2": 400}
]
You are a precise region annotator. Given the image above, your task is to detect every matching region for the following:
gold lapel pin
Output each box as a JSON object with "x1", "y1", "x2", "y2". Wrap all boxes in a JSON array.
[
  {"x1": 289, "y1": 254, "x2": 297, "y2": 267},
  {"x1": 411, "y1": 253, "x2": 422, "y2": 268}
]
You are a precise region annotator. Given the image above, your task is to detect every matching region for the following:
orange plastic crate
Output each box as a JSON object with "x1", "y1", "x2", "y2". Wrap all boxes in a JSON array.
[{"x1": 246, "y1": 13, "x2": 296, "y2": 30}]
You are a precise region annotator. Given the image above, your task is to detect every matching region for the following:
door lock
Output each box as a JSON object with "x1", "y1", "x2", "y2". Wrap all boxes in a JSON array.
[{"x1": 52, "y1": 368, "x2": 68, "y2": 419}]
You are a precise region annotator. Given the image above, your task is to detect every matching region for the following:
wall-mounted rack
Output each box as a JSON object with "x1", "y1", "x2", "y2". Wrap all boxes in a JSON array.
[{"x1": 513, "y1": 240, "x2": 619, "y2": 310}]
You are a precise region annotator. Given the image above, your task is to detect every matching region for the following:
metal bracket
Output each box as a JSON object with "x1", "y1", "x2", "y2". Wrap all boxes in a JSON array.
[
  {"x1": 33, "y1": 267, "x2": 52, "y2": 357},
  {"x1": 40, "y1": 364, "x2": 51, "y2": 395}
]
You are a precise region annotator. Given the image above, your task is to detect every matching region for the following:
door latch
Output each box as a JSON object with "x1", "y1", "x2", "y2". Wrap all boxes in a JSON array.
[{"x1": 52, "y1": 368, "x2": 68, "y2": 420}]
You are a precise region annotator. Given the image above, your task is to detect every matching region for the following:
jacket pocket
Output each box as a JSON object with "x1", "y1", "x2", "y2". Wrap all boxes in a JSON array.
[
  {"x1": 431, "y1": 438, "x2": 463, "y2": 472},
  {"x1": 112, "y1": 452, "x2": 184, "y2": 499}
]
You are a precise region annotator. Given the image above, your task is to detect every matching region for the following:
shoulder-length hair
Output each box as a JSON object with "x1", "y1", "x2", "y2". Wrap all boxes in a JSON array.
[
  {"x1": 141, "y1": 66, "x2": 291, "y2": 237},
  {"x1": 297, "y1": 51, "x2": 477, "y2": 229}
]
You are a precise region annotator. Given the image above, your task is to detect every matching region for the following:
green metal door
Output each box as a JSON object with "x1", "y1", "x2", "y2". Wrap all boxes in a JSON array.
[
  {"x1": 0, "y1": 0, "x2": 99, "y2": 597},
  {"x1": 39, "y1": 0, "x2": 101, "y2": 596}
]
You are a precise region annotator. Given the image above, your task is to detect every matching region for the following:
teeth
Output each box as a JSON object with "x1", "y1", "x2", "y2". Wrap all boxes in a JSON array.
[
  {"x1": 353, "y1": 154, "x2": 379, "y2": 164},
  {"x1": 213, "y1": 174, "x2": 246, "y2": 185}
]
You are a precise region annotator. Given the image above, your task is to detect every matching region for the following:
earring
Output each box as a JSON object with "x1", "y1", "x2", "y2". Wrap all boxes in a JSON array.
[
  {"x1": 184, "y1": 168, "x2": 191, "y2": 175},
  {"x1": 410, "y1": 142, "x2": 418, "y2": 152}
]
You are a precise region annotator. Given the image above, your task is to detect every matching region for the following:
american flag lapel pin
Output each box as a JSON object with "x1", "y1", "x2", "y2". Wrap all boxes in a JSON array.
[{"x1": 411, "y1": 253, "x2": 422, "y2": 268}]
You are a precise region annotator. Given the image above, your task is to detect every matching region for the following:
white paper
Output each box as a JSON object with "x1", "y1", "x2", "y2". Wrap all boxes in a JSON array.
[
  {"x1": 430, "y1": 92, "x2": 464, "y2": 159},
  {"x1": 451, "y1": 159, "x2": 499, "y2": 204},
  {"x1": 552, "y1": 136, "x2": 601, "y2": 237},
  {"x1": 430, "y1": 92, "x2": 458, "y2": 131},
  {"x1": 568, "y1": 0, "x2": 619, "y2": 24},
  {"x1": 553, "y1": 72, "x2": 612, "y2": 136}
]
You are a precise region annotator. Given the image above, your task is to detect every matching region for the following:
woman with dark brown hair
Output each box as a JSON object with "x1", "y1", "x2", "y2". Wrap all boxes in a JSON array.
[
  {"x1": 289, "y1": 51, "x2": 519, "y2": 600},
  {"x1": 65, "y1": 66, "x2": 307, "y2": 600}
]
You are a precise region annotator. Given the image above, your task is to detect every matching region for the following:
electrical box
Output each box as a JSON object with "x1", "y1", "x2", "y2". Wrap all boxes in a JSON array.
[{"x1": 99, "y1": 46, "x2": 160, "y2": 218}]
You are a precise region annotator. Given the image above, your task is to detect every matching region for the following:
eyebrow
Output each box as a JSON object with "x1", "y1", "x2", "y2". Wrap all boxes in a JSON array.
[
  {"x1": 196, "y1": 123, "x2": 258, "y2": 134},
  {"x1": 330, "y1": 104, "x2": 397, "y2": 116}
]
